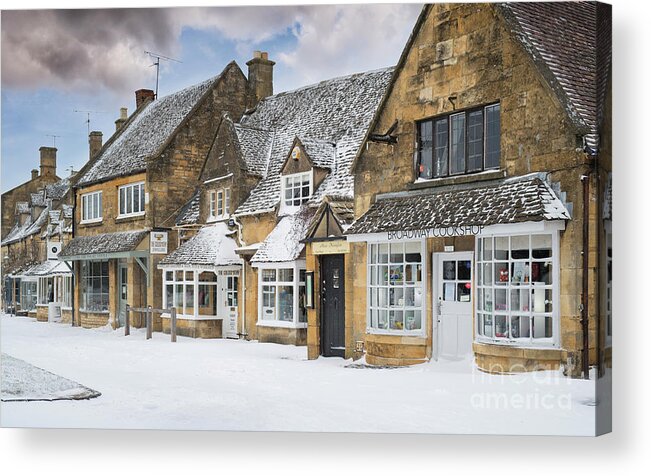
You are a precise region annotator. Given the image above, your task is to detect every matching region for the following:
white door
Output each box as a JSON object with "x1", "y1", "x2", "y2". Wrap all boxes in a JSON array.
[
  {"x1": 219, "y1": 272, "x2": 239, "y2": 338},
  {"x1": 434, "y1": 252, "x2": 473, "y2": 359}
]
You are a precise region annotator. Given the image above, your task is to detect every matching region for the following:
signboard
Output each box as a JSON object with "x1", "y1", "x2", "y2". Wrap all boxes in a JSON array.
[
  {"x1": 150, "y1": 231, "x2": 168, "y2": 254},
  {"x1": 312, "y1": 240, "x2": 350, "y2": 255},
  {"x1": 47, "y1": 241, "x2": 61, "y2": 260},
  {"x1": 386, "y1": 225, "x2": 484, "y2": 241}
]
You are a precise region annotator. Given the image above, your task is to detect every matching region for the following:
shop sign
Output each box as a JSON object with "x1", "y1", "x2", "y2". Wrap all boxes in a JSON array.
[
  {"x1": 312, "y1": 240, "x2": 350, "y2": 255},
  {"x1": 47, "y1": 241, "x2": 61, "y2": 260},
  {"x1": 387, "y1": 225, "x2": 484, "y2": 241},
  {"x1": 150, "y1": 231, "x2": 168, "y2": 254}
]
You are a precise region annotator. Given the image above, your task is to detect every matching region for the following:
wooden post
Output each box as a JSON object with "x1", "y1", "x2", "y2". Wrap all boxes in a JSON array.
[
  {"x1": 125, "y1": 304, "x2": 130, "y2": 336},
  {"x1": 146, "y1": 305, "x2": 152, "y2": 340},
  {"x1": 170, "y1": 307, "x2": 177, "y2": 343}
]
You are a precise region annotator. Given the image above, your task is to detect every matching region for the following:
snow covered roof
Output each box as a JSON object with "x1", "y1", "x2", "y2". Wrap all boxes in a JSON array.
[
  {"x1": 1, "y1": 207, "x2": 49, "y2": 246},
  {"x1": 297, "y1": 136, "x2": 336, "y2": 169},
  {"x1": 499, "y1": 2, "x2": 611, "y2": 152},
  {"x1": 233, "y1": 123, "x2": 274, "y2": 178},
  {"x1": 48, "y1": 210, "x2": 62, "y2": 224},
  {"x1": 346, "y1": 175, "x2": 571, "y2": 235},
  {"x1": 251, "y1": 206, "x2": 316, "y2": 263},
  {"x1": 45, "y1": 176, "x2": 72, "y2": 200},
  {"x1": 62, "y1": 204, "x2": 73, "y2": 219},
  {"x1": 76, "y1": 74, "x2": 221, "y2": 187},
  {"x1": 23, "y1": 260, "x2": 71, "y2": 277},
  {"x1": 159, "y1": 223, "x2": 241, "y2": 268},
  {"x1": 175, "y1": 189, "x2": 201, "y2": 226},
  {"x1": 59, "y1": 230, "x2": 148, "y2": 259},
  {"x1": 15, "y1": 202, "x2": 30, "y2": 214},
  {"x1": 31, "y1": 191, "x2": 47, "y2": 207},
  {"x1": 234, "y1": 67, "x2": 394, "y2": 216}
]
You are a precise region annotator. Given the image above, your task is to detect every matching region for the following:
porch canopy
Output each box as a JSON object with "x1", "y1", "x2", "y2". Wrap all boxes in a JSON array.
[
  {"x1": 250, "y1": 206, "x2": 316, "y2": 264},
  {"x1": 58, "y1": 230, "x2": 149, "y2": 261},
  {"x1": 23, "y1": 260, "x2": 72, "y2": 277},
  {"x1": 345, "y1": 174, "x2": 571, "y2": 240},
  {"x1": 158, "y1": 223, "x2": 241, "y2": 270}
]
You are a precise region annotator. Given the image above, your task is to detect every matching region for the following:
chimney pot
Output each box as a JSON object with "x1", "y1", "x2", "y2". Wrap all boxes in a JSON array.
[
  {"x1": 89, "y1": 131, "x2": 103, "y2": 160},
  {"x1": 135, "y1": 89, "x2": 155, "y2": 109},
  {"x1": 120, "y1": 107, "x2": 128, "y2": 120},
  {"x1": 31, "y1": 169, "x2": 39, "y2": 180},
  {"x1": 39, "y1": 147, "x2": 57, "y2": 178},
  {"x1": 115, "y1": 107, "x2": 129, "y2": 132}
]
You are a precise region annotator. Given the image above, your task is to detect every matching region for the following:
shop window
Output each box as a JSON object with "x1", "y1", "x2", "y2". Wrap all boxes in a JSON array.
[
  {"x1": 476, "y1": 233, "x2": 556, "y2": 345},
  {"x1": 417, "y1": 103, "x2": 500, "y2": 179},
  {"x1": 81, "y1": 260, "x2": 109, "y2": 312},
  {"x1": 118, "y1": 182, "x2": 145, "y2": 218},
  {"x1": 258, "y1": 264, "x2": 306, "y2": 326},
  {"x1": 81, "y1": 191, "x2": 102, "y2": 223},
  {"x1": 20, "y1": 280, "x2": 38, "y2": 311},
  {"x1": 368, "y1": 241, "x2": 424, "y2": 334},
  {"x1": 37, "y1": 276, "x2": 54, "y2": 304}
]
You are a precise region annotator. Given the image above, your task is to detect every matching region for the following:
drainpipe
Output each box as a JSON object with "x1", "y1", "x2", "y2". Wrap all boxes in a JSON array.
[
  {"x1": 580, "y1": 165, "x2": 593, "y2": 380},
  {"x1": 231, "y1": 214, "x2": 247, "y2": 337},
  {"x1": 595, "y1": 161, "x2": 602, "y2": 378}
]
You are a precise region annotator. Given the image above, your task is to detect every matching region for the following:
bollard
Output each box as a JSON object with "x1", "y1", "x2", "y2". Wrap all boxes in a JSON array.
[
  {"x1": 170, "y1": 307, "x2": 177, "y2": 343},
  {"x1": 125, "y1": 305, "x2": 130, "y2": 336},
  {"x1": 146, "y1": 305, "x2": 152, "y2": 340}
]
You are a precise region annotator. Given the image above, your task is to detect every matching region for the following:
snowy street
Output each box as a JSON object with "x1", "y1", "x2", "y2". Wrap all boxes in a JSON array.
[{"x1": 0, "y1": 314, "x2": 596, "y2": 435}]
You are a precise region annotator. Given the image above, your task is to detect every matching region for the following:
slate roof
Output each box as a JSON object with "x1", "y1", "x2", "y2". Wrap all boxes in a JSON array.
[
  {"x1": 159, "y1": 223, "x2": 241, "y2": 268},
  {"x1": 23, "y1": 260, "x2": 71, "y2": 276},
  {"x1": 175, "y1": 189, "x2": 201, "y2": 226},
  {"x1": 345, "y1": 175, "x2": 571, "y2": 235},
  {"x1": 15, "y1": 202, "x2": 30, "y2": 214},
  {"x1": 299, "y1": 136, "x2": 336, "y2": 169},
  {"x1": 48, "y1": 210, "x2": 62, "y2": 224},
  {"x1": 62, "y1": 204, "x2": 73, "y2": 219},
  {"x1": 234, "y1": 68, "x2": 394, "y2": 216},
  {"x1": 329, "y1": 200, "x2": 355, "y2": 230},
  {"x1": 59, "y1": 230, "x2": 148, "y2": 258},
  {"x1": 499, "y1": 1, "x2": 611, "y2": 151},
  {"x1": 251, "y1": 206, "x2": 317, "y2": 263},
  {"x1": 31, "y1": 191, "x2": 47, "y2": 207},
  {"x1": 76, "y1": 75, "x2": 220, "y2": 187},
  {"x1": 45, "y1": 176, "x2": 72, "y2": 200},
  {"x1": 1, "y1": 207, "x2": 49, "y2": 246},
  {"x1": 233, "y1": 123, "x2": 274, "y2": 178}
]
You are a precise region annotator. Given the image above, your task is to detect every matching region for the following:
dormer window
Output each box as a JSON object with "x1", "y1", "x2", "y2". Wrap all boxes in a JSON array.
[
  {"x1": 416, "y1": 103, "x2": 500, "y2": 180},
  {"x1": 282, "y1": 171, "x2": 312, "y2": 208},
  {"x1": 208, "y1": 187, "x2": 231, "y2": 222}
]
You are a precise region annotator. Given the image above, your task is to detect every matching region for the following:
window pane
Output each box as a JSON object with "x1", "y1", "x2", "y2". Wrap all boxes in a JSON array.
[
  {"x1": 485, "y1": 104, "x2": 500, "y2": 169},
  {"x1": 262, "y1": 269, "x2": 276, "y2": 282},
  {"x1": 457, "y1": 260, "x2": 471, "y2": 280},
  {"x1": 532, "y1": 234, "x2": 552, "y2": 259},
  {"x1": 98, "y1": 193, "x2": 102, "y2": 217},
  {"x1": 389, "y1": 310, "x2": 404, "y2": 330},
  {"x1": 140, "y1": 186, "x2": 145, "y2": 212},
  {"x1": 457, "y1": 282, "x2": 471, "y2": 302},
  {"x1": 389, "y1": 265, "x2": 404, "y2": 285},
  {"x1": 134, "y1": 185, "x2": 140, "y2": 212},
  {"x1": 495, "y1": 236, "x2": 508, "y2": 260},
  {"x1": 390, "y1": 242, "x2": 403, "y2": 263},
  {"x1": 450, "y1": 113, "x2": 466, "y2": 174},
  {"x1": 278, "y1": 269, "x2": 293, "y2": 282},
  {"x1": 405, "y1": 241, "x2": 420, "y2": 262},
  {"x1": 126, "y1": 186, "x2": 132, "y2": 213},
  {"x1": 511, "y1": 235, "x2": 530, "y2": 259},
  {"x1": 467, "y1": 109, "x2": 483, "y2": 171},
  {"x1": 434, "y1": 118, "x2": 449, "y2": 177},
  {"x1": 378, "y1": 243, "x2": 389, "y2": 264},
  {"x1": 418, "y1": 120, "x2": 433, "y2": 179},
  {"x1": 405, "y1": 310, "x2": 421, "y2": 331},
  {"x1": 278, "y1": 286, "x2": 293, "y2": 321},
  {"x1": 495, "y1": 315, "x2": 508, "y2": 338},
  {"x1": 442, "y1": 261, "x2": 455, "y2": 280}
]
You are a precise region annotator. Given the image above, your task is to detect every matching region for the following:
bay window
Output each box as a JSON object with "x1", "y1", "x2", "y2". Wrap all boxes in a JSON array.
[
  {"x1": 258, "y1": 263, "x2": 307, "y2": 326},
  {"x1": 118, "y1": 182, "x2": 145, "y2": 218},
  {"x1": 81, "y1": 260, "x2": 109, "y2": 312},
  {"x1": 20, "y1": 279, "x2": 37, "y2": 311},
  {"x1": 37, "y1": 276, "x2": 54, "y2": 304},
  {"x1": 81, "y1": 191, "x2": 102, "y2": 223},
  {"x1": 368, "y1": 241, "x2": 425, "y2": 334},
  {"x1": 417, "y1": 103, "x2": 500, "y2": 179},
  {"x1": 476, "y1": 233, "x2": 558, "y2": 346},
  {"x1": 162, "y1": 268, "x2": 240, "y2": 318}
]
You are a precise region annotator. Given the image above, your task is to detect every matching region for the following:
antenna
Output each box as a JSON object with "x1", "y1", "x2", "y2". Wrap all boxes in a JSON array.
[
  {"x1": 144, "y1": 50, "x2": 182, "y2": 99},
  {"x1": 73, "y1": 110, "x2": 107, "y2": 136},
  {"x1": 45, "y1": 134, "x2": 61, "y2": 147}
]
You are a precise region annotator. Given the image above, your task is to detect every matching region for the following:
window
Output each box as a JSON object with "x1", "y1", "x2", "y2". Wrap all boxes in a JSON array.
[
  {"x1": 282, "y1": 172, "x2": 312, "y2": 208},
  {"x1": 217, "y1": 190, "x2": 224, "y2": 217},
  {"x1": 368, "y1": 242, "x2": 425, "y2": 334},
  {"x1": 208, "y1": 188, "x2": 230, "y2": 221},
  {"x1": 81, "y1": 191, "x2": 102, "y2": 222},
  {"x1": 62, "y1": 275, "x2": 72, "y2": 308},
  {"x1": 81, "y1": 260, "x2": 109, "y2": 312},
  {"x1": 163, "y1": 269, "x2": 240, "y2": 317},
  {"x1": 37, "y1": 276, "x2": 54, "y2": 304},
  {"x1": 258, "y1": 264, "x2": 306, "y2": 326},
  {"x1": 476, "y1": 233, "x2": 556, "y2": 345},
  {"x1": 20, "y1": 279, "x2": 37, "y2": 311},
  {"x1": 209, "y1": 191, "x2": 216, "y2": 219},
  {"x1": 417, "y1": 103, "x2": 500, "y2": 179},
  {"x1": 118, "y1": 181, "x2": 145, "y2": 218}
]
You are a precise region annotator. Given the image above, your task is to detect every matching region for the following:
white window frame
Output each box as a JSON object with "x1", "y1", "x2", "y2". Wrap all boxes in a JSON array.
[
  {"x1": 366, "y1": 239, "x2": 427, "y2": 336},
  {"x1": 80, "y1": 260, "x2": 109, "y2": 313},
  {"x1": 208, "y1": 191, "x2": 217, "y2": 221},
  {"x1": 255, "y1": 261, "x2": 307, "y2": 329},
  {"x1": 281, "y1": 171, "x2": 313, "y2": 212},
  {"x1": 225, "y1": 187, "x2": 231, "y2": 215},
  {"x1": 217, "y1": 190, "x2": 224, "y2": 217},
  {"x1": 207, "y1": 188, "x2": 230, "y2": 222},
  {"x1": 80, "y1": 190, "x2": 103, "y2": 223},
  {"x1": 62, "y1": 274, "x2": 73, "y2": 309},
  {"x1": 117, "y1": 181, "x2": 145, "y2": 219},
  {"x1": 474, "y1": 225, "x2": 561, "y2": 349}
]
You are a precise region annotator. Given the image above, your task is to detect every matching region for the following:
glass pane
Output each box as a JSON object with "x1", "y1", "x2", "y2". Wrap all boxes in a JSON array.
[
  {"x1": 378, "y1": 243, "x2": 389, "y2": 264},
  {"x1": 140, "y1": 186, "x2": 145, "y2": 212},
  {"x1": 495, "y1": 236, "x2": 508, "y2": 260},
  {"x1": 390, "y1": 287, "x2": 404, "y2": 307},
  {"x1": 404, "y1": 287, "x2": 415, "y2": 306},
  {"x1": 442, "y1": 261, "x2": 455, "y2": 280},
  {"x1": 450, "y1": 113, "x2": 466, "y2": 174},
  {"x1": 278, "y1": 286, "x2": 294, "y2": 321},
  {"x1": 532, "y1": 315, "x2": 553, "y2": 338},
  {"x1": 511, "y1": 262, "x2": 530, "y2": 284},
  {"x1": 390, "y1": 243, "x2": 403, "y2": 263},
  {"x1": 262, "y1": 269, "x2": 276, "y2": 282},
  {"x1": 120, "y1": 188, "x2": 125, "y2": 215},
  {"x1": 511, "y1": 288, "x2": 530, "y2": 312},
  {"x1": 199, "y1": 271, "x2": 216, "y2": 283},
  {"x1": 495, "y1": 315, "x2": 508, "y2": 338},
  {"x1": 389, "y1": 265, "x2": 404, "y2": 285},
  {"x1": 434, "y1": 118, "x2": 449, "y2": 177},
  {"x1": 134, "y1": 185, "x2": 140, "y2": 212},
  {"x1": 483, "y1": 314, "x2": 494, "y2": 337},
  {"x1": 126, "y1": 187, "x2": 132, "y2": 213},
  {"x1": 378, "y1": 287, "x2": 388, "y2": 308},
  {"x1": 165, "y1": 271, "x2": 173, "y2": 281},
  {"x1": 185, "y1": 285, "x2": 194, "y2": 314},
  {"x1": 457, "y1": 260, "x2": 471, "y2": 280},
  {"x1": 532, "y1": 262, "x2": 552, "y2": 285},
  {"x1": 482, "y1": 237, "x2": 492, "y2": 260},
  {"x1": 467, "y1": 109, "x2": 483, "y2": 171},
  {"x1": 511, "y1": 235, "x2": 530, "y2": 259},
  {"x1": 378, "y1": 310, "x2": 388, "y2": 330},
  {"x1": 495, "y1": 263, "x2": 509, "y2": 284},
  {"x1": 369, "y1": 244, "x2": 377, "y2": 264},
  {"x1": 532, "y1": 234, "x2": 552, "y2": 259},
  {"x1": 405, "y1": 241, "x2": 420, "y2": 262},
  {"x1": 379, "y1": 265, "x2": 388, "y2": 285},
  {"x1": 418, "y1": 120, "x2": 433, "y2": 179},
  {"x1": 405, "y1": 310, "x2": 421, "y2": 331},
  {"x1": 482, "y1": 263, "x2": 493, "y2": 286},
  {"x1": 457, "y1": 282, "x2": 471, "y2": 302},
  {"x1": 370, "y1": 266, "x2": 378, "y2": 286},
  {"x1": 485, "y1": 104, "x2": 500, "y2": 169},
  {"x1": 389, "y1": 310, "x2": 404, "y2": 330},
  {"x1": 278, "y1": 269, "x2": 293, "y2": 282},
  {"x1": 443, "y1": 282, "x2": 455, "y2": 301},
  {"x1": 495, "y1": 288, "x2": 507, "y2": 311}
]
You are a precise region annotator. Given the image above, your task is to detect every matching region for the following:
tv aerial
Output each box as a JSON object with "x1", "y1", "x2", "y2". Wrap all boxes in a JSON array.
[
  {"x1": 45, "y1": 134, "x2": 61, "y2": 147},
  {"x1": 145, "y1": 50, "x2": 182, "y2": 99},
  {"x1": 73, "y1": 110, "x2": 107, "y2": 136}
]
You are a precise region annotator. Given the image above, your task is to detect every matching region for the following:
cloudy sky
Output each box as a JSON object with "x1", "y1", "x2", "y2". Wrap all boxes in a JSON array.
[{"x1": 1, "y1": 2, "x2": 422, "y2": 192}]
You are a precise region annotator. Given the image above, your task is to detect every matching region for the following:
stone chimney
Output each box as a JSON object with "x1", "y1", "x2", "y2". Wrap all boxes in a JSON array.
[
  {"x1": 135, "y1": 89, "x2": 155, "y2": 109},
  {"x1": 115, "y1": 107, "x2": 128, "y2": 132},
  {"x1": 246, "y1": 51, "x2": 275, "y2": 108},
  {"x1": 39, "y1": 147, "x2": 57, "y2": 177},
  {"x1": 31, "y1": 169, "x2": 39, "y2": 180},
  {"x1": 89, "y1": 131, "x2": 103, "y2": 160}
]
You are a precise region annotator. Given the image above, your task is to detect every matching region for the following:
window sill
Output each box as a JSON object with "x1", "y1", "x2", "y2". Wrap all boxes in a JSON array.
[
  {"x1": 79, "y1": 219, "x2": 103, "y2": 227},
  {"x1": 116, "y1": 212, "x2": 145, "y2": 222},
  {"x1": 160, "y1": 313, "x2": 223, "y2": 321},
  {"x1": 79, "y1": 309, "x2": 110, "y2": 314},
  {"x1": 409, "y1": 169, "x2": 505, "y2": 190},
  {"x1": 366, "y1": 328, "x2": 426, "y2": 338},
  {"x1": 256, "y1": 320, "x2": 307, "y2": 329},
  {"x1": 474, "y1": 337, "x2": 558, "y2": 349}
]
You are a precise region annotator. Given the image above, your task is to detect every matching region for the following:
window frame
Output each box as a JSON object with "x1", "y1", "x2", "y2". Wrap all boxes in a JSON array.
[
  {"x1": 281, "y1": 171, "x2": 313, "y2": 211},
  {"x1": 256, "y1": 261, "x2": 307, "y2": 328},
  {"x1": 80, "y1": 260, "x2": 109, "y2": 313},
  {"x1": 207, "y1": 187, "x2": 231, "y2": 222},
  {"x1": 366, "y1": 239, "x2": 427, "y2": 336},
  {"x1": 80, "y1": 190, "x2": 103, "y2": 223},
  {"x1": 117, "y1": 181, "x2": 146, "y2": 219},
  {"x1": 416, "y1": 102, "x2": 501, "y2": 180}
]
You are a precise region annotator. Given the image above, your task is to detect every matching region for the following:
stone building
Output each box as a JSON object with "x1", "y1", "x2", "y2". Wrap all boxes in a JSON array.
[
  {"x1": 231, "y1": 68, "x2": 394, "y2": 346},
  {"x1": 58, "y1": 59, "x2": 251, "y2": 329},
  {"x1": 332, "y1": 2, "x2": 611, "y2": 377},
  {"x1": 2, "y1": 147, "x2": 76, "y2": 322}
]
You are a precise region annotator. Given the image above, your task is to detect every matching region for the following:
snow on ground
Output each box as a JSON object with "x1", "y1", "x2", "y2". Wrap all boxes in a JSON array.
[
  {"x1": 0, "y1": 314, "x2": 596, "y2": 435},
  {"x1": 1, "y1": 353, "x2": 100, "y2": 402}
]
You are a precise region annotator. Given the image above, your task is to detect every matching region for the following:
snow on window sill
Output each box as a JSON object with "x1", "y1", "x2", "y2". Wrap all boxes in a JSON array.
[
  {"x1": 80, "y1": 218, "x2": 103, "y2": 225},
  {"x1": 257, "y1": 320, "x2": 307, "y2": 329},
  {"x1": 411, "y1": 169, "x2": 504, "y2": 189},
  {"x1": 116, "y1": 211, "x2": 145, "y2": 221},
  {"x1": 366, "y1": 328, "x2": 426, "y2": 338},
  {"x1": 474, "y1": 337, "x2": 558, "y2": 349},
  {"x1": 160, "y1": 313, "x2": 223, "y2": 321},
  {"x1": 79, "y1": 309, "x2": 110, "y2": 314}
]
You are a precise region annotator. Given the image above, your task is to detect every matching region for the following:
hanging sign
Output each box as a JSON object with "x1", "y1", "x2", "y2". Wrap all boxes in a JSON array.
[
  {"x1": 47, "y1": 241, "x2": 61, "y2": 260},
  {"x1": 150, "y1": 231, "x2": 168, "y2": 254}
]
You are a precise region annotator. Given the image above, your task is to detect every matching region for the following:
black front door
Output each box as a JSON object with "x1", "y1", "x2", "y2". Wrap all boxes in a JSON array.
[{"x1": 321, "y1": 254, "x2": 345, "y2": 357}]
